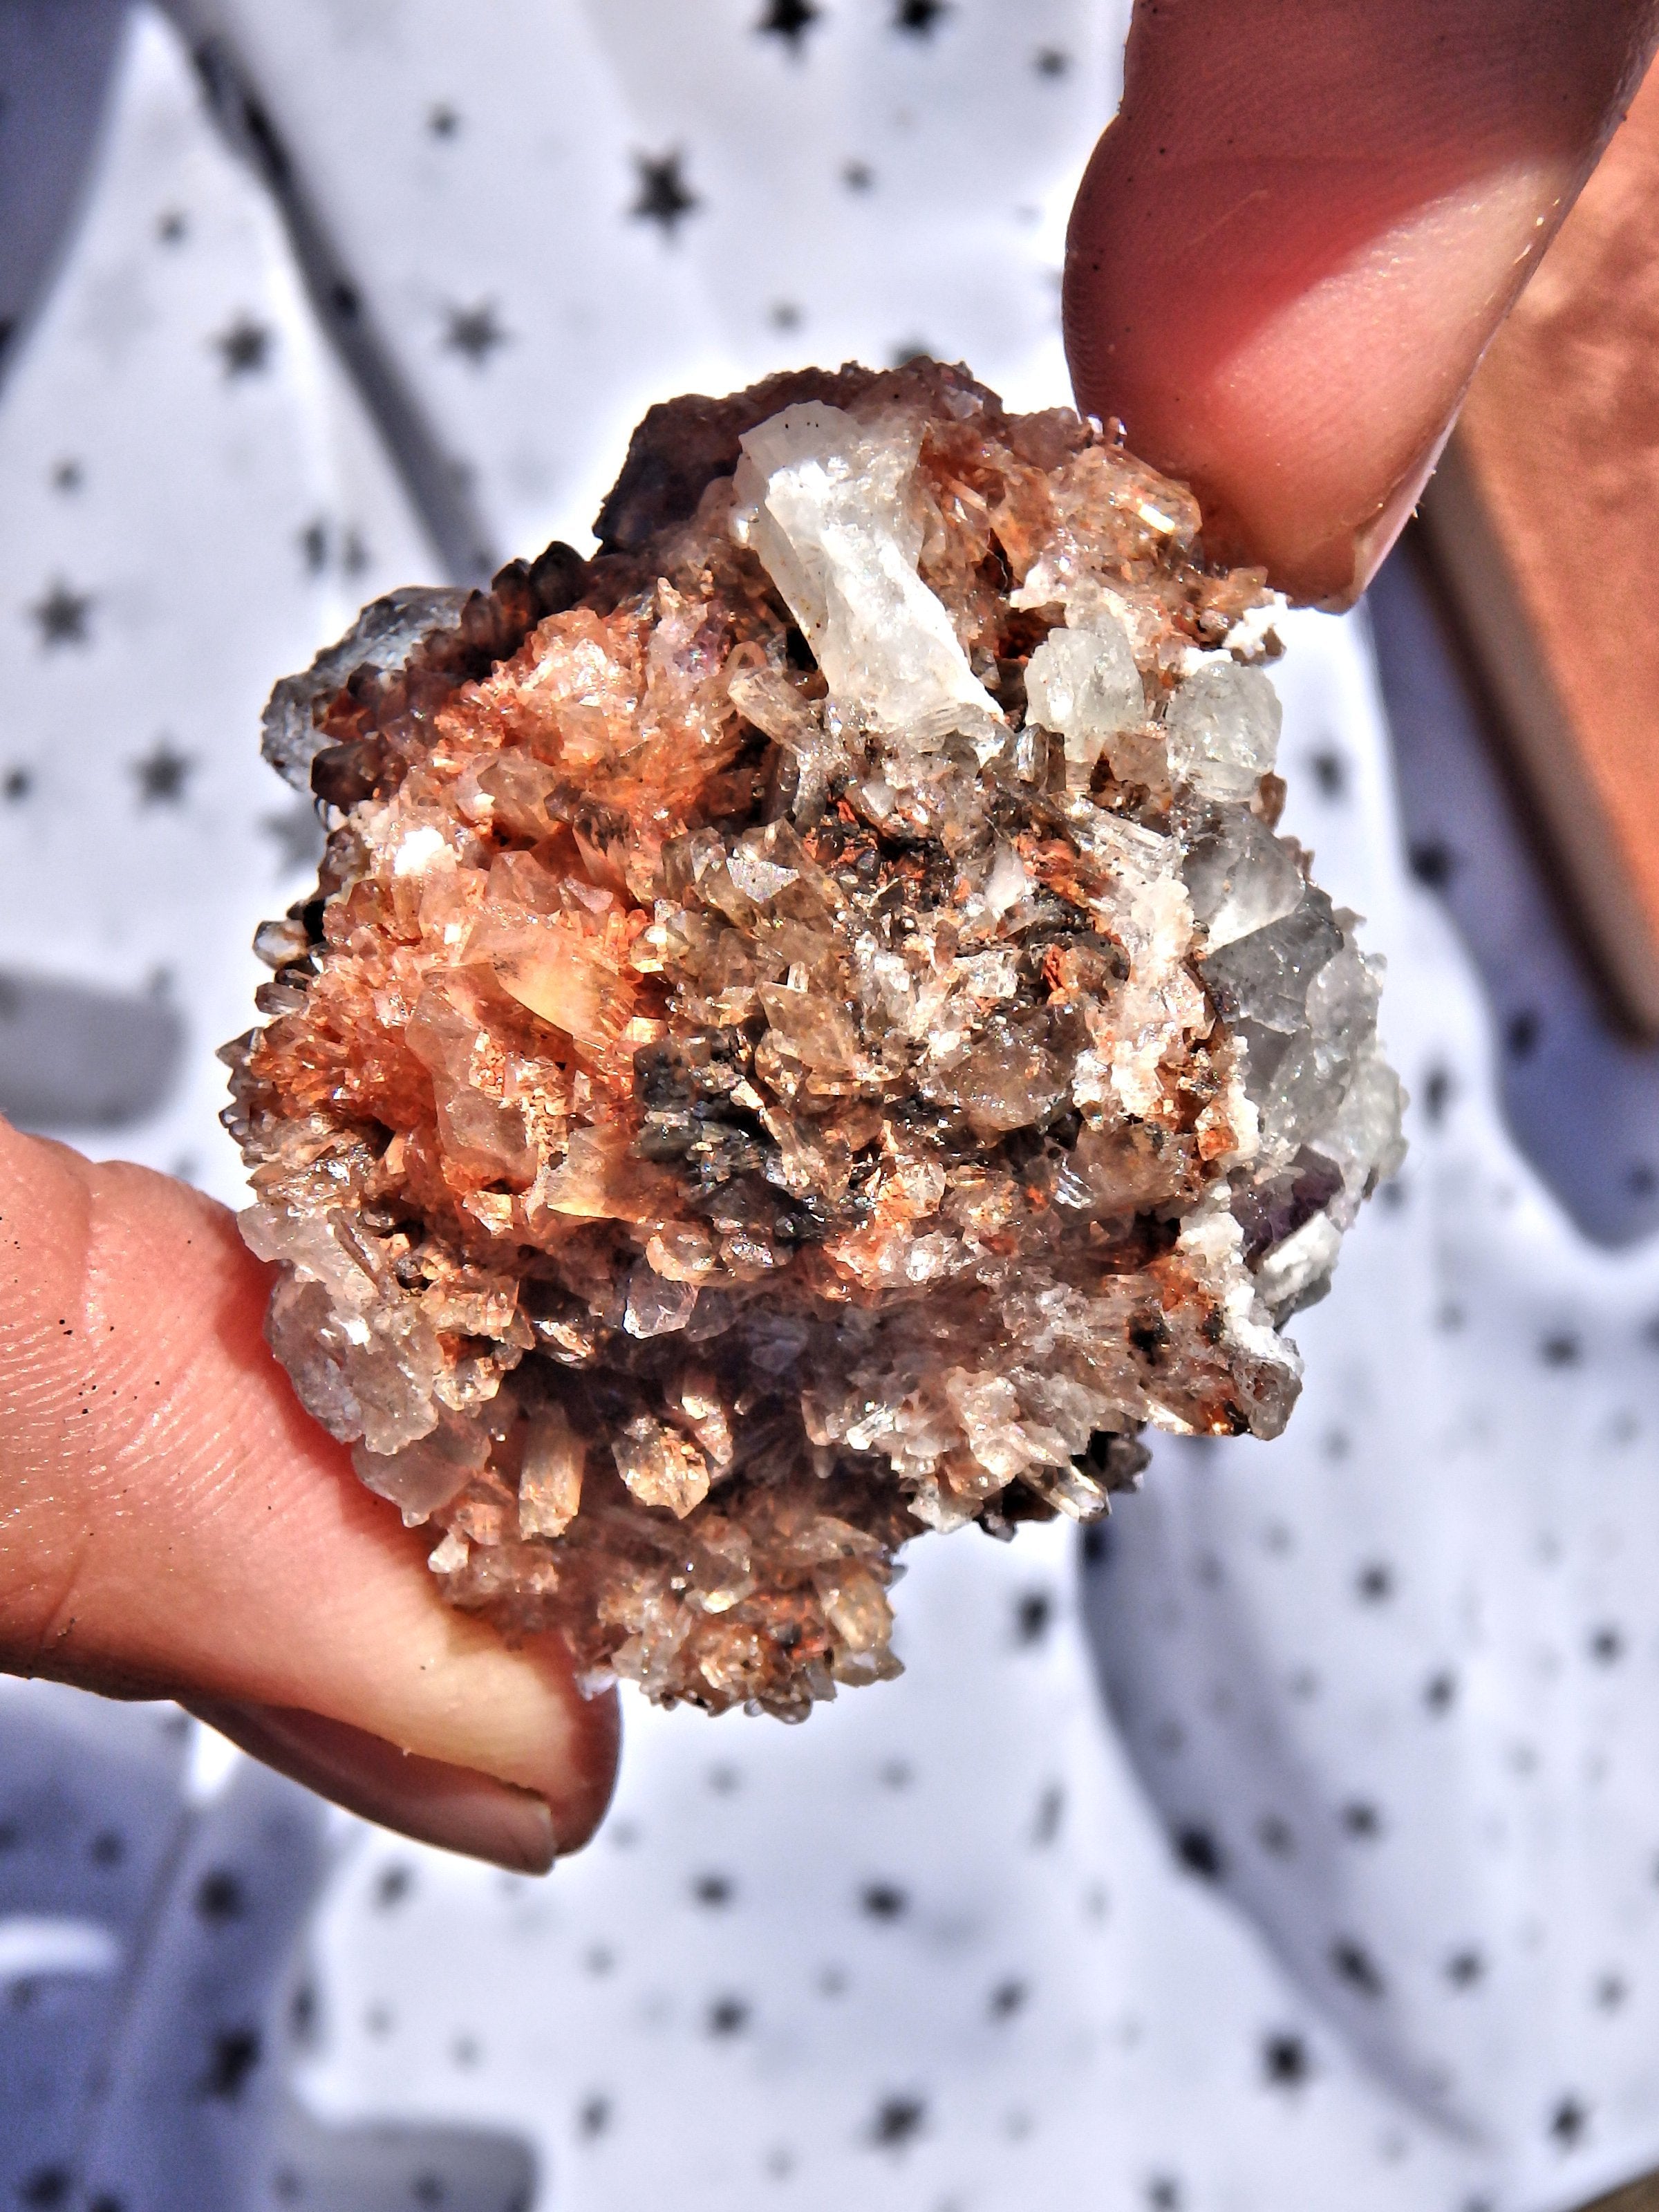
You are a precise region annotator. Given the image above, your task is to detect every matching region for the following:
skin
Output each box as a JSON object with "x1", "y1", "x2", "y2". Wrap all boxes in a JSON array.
[
  {"x1": 1065, "y1": 0, "x2": 1659, "y2": 605},
  {"x1": 3, "y1": 0, "x2": 1656, "y2": 1864}
]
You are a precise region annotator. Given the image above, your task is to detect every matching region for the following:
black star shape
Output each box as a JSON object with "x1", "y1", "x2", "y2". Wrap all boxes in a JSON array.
[
  {"x1": 29, "y1": 581, "x2": 93, "y2": 648},
  {"x1": 427, "y1": 102, "x2": 461, "y2": 138},
  {"x1": 706, "y1": 1994, "x2": 749, "y2": 2035},
  {"x1": 132, "y1": 738, "x2": 194, "y2": 806},
  {"x1": 758, "y1": 0, "x2": 820, "y2": 50},
  {"x1": 442, "y1": 301, "x2": 509, "y2": 366},
  {"x1": 870, "y1": 2093, "x2": 926, "y2": 2148},
  {"x1": 214, "y1": 315, "x2": 274, "y2": 377},
  {"x1": 1548, "y1": 2095, "x2": 1588, "y2": 2148},
  {"x1": 631, "y1": 150, "x2": 700, "y2": 236},
  {"x1": 1174, "y1": 1825, "x2": 1223, "y2": 1880},
  {"x1": 1262, "y1": 2032, "x2": 1311, "y2": 2088},
  {"x1": 1330, "y1": 1939, "x2": 1385, "y2": 1998},
  {"x1": 894, "y1": 0, "x2": 948, "y2": 34}
]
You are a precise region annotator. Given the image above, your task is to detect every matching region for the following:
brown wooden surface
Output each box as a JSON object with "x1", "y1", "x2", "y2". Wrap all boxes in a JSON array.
[
  {"x1": 1418, "y1": 62, "x2": 1659, "y2": 1033},
  {"x1": 1584, "y1": 2176, "x2": 1659, "y2": 2212}
]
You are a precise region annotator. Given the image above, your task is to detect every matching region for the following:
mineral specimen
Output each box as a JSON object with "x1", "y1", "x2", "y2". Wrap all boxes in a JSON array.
[{"x1": 223, "y1": 359, "x2": 1403, "y2": 1720}]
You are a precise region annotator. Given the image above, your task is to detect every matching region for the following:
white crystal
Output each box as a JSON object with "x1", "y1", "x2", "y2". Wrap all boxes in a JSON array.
[
  {"x1": 1164, "y1": 658, "x2": 1281, "y2": 800},
  {"x1": 1023, "y1": 617, "x2": 1144, "y2": 790},
  {"x1": 734, "y1": 402, "x2": 1001, "y2": 740},
  {"x1": 1183, "y1": 811, "x2": 1304, "y2": 952}
]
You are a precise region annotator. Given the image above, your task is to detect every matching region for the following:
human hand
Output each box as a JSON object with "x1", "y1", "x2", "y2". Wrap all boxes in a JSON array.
[
  {"x1": 0, "y1": 1120, "x2": 618, "y2": 1869},
  {"x1": 1064, "y1": 0, "x2": 1659, "y2": 606}
]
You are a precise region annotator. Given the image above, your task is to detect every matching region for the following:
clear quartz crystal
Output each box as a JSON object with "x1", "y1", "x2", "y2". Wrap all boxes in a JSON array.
[
  {"x1": 1164, "y1": 657, "x2": 1282, "y2": 800},
  {"x1": 224, "y1": 359, "x2": 1403, "y2": 1719}
]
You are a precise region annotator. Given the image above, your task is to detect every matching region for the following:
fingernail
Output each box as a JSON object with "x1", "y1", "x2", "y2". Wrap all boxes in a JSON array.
[{"x1": 182, "y1": 1699, "x2": 558, "y2": 1875}]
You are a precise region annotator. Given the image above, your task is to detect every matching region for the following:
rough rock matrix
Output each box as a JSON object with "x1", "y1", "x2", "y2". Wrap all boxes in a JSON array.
[{"x1": 225, "y1": 360, "x2": 1403, "y2": 1719}]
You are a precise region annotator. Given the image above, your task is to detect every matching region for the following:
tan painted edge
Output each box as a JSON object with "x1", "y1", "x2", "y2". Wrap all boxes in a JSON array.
[{"x1": 1416, "y1": 432, "x2": 1659, "y2": 1038}]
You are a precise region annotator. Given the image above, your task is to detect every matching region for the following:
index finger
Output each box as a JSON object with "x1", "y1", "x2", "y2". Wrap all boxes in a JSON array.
[{"x1": 1064, "y1": 0, "x2": 1659, "y2": 604}]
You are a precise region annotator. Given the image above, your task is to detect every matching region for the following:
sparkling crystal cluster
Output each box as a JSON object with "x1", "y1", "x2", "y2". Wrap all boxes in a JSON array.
[{"x1": 225, "y1": 361, "x2": 1403, "y2": 1719}]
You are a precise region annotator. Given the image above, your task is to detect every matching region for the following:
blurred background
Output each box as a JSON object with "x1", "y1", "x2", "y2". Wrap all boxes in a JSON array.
[{"x1": 6, "y1": 5, "x2": 1659, "y2": 2209}]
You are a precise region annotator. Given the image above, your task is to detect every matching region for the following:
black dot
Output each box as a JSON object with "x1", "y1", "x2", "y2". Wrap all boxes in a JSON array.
[
  {"x1": 1408, "y1": 838, "x2": 1456, "y2": 888},
  {"x1": 1422, "y1": 1065, "x2": 1453, "y2": 1127},
  {"x1": 1445, "y1": 1947, "x2": 1484, "y2": 1989},
  {"x1": 1424, "y1": 1669, "x2": 1457, "y2": 1714},
  {"x1": 90, "y1": 1828, "x2": 126, "y2": 1867},
  {"x1": 577, "y1": 2093, "x2": 611, "y2": 2138},
  {"x1": 19, "y1": 2170, "x2": 71, "y2": 2209},
  {"x1": 200, "y1": 2025, "x2": 261, "y2": 2099},
  {"x1": 1540, "y1": 1331, "x2": 1582, "y2": 1368},
  {"x1": 1015, "y1": 1590, "x2": 1053, "y2": 1645},
  {"x1": 1629, "y1": 1162, "x2": 1658, "y2": 1199},
  {"x1": 1593, "y1": 1972, "x2": 1628, "y2": 2010},
  {"x1": 411, "y1": 2175, "x2": 444, "y2": 2206},
  {"x1": 989, "y1": 1977, "x2": 1029, "y2": 2019},
  {"x1": 870, "y1": 2092, "x2": 928, "y2": 2147},
  {"x1": 1339, "y1": 1801, "x2": 1382, "y2": 1840},
  {"x1": 1588, "y1": 1624, "x2": 1625, "y2": 1665},
  {"x1": 842, "y1": 159, "x2": 874, "y2": 191},
  {"x1": 756, "y1": 0, "x2": 820, "y2": 49},
  {"x1": 861, "y1": 1881, "x2": 908, "y2": 1921},
  {"x1": 693, "y1": 1871, "x2": 734, "y2": 1907},
  {"x1": 1081, "y1": 1521, "x2": 1112, "y2": 1568},
  {"x1": 375, "y1": 1862, "x2": 414, "y2": 1909},
  {"x1": 707, "y1": 1994, "x2": 750, "y2": 2036},
  {"x1": 1330, "y1": 1938, "x2": 1385, "y2": 1997},
  {"x1": 1262, "y1": 2032, "x2": 1311, "y2": 2087},
  {"x1": 1548, "y1": 2094, "x2": 1588, "y2": 2147},
  {"x1": 1032, "y1": 1783, "x2": 1065, "y2": 1844},
  {"x1": 195, "y1": 1867, "x2": 245, "y2": 1920},
  {"x1": 1174, "y1": 1825, "x2": 1224, "y2": 1880},
  {"x1": 1505, "y1": 1009, "x2": 1541, "y2": 1058},
  {"x1": 1033, "y1": 45, "x2": 1070, "y2": 75},
  {"x1": 2, "y1": 765, "x2": 30, "y2": 802},
  {"x1": 1355, "y1": 1561, "x2": 1394, "y2": 1603},
  {"x1": 1309, "y1": 749, "x2": 1347, "y2": 798}
]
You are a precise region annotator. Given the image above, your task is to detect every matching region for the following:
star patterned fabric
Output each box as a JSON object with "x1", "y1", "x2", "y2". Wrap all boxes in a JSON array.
[{"x1": 6, "y1": 7, "x2": 1659, "y2": 2211}]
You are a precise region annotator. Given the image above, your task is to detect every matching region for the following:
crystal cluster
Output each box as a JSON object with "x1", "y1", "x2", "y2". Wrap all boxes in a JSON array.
[{"x1": 224, "y1": 361, "x2": 1403, "y2": 1719}]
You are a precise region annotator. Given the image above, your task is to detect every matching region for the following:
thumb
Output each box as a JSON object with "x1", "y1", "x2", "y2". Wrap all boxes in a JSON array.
[
  {"x1": 0, "y1": 1120, "x2": 618, "y2": 1868},
  {"x1": 1065, "y1": 0, "x2": 1659, "y2": 605}
]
